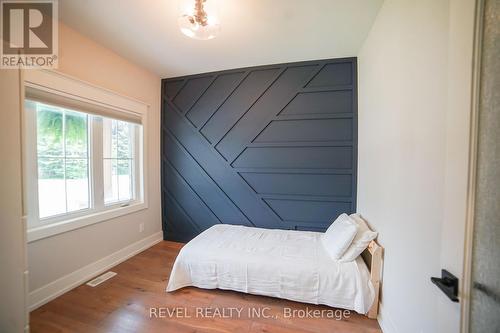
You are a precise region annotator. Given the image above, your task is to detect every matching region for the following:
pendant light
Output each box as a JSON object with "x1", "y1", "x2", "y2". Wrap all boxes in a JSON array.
[{"x1": 178, "y1": 0, "x2": 220, "y2": 40}]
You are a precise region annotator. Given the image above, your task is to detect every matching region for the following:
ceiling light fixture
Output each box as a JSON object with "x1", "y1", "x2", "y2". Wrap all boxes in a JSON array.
[{"x1": 178, "y1": 0, "x2": 220, "y2": 40}]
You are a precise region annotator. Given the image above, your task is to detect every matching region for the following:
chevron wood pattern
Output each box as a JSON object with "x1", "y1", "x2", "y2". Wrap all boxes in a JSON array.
[{"x1": 161, "y1": 58, "x2": 357, "y2": 242}]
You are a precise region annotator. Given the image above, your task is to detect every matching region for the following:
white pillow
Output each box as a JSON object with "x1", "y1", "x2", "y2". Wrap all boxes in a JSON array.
[
  {"x1": 339, "y1": 214, "x2": 378, "y2": 262},
  {"x1": 321, "y1": 213, "x2": 358, "y2": 260}
]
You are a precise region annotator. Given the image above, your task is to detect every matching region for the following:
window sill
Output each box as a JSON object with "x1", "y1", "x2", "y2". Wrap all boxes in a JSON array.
[{"x1": 27, "y1": 202, "x2": 147, "y2": 243}]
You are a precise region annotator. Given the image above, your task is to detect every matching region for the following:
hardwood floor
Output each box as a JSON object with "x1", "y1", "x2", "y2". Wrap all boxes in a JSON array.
[{"x1": 30, "y1": 241, "x2": 381, "y2": 333}]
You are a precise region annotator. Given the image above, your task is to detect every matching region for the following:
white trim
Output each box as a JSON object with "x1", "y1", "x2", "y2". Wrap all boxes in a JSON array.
[
  {"x1": 91, "y1": 117, "x2": 104, "y2": 210},
  {"x1": 377, "y1": 302, "x2": 398, "y2": 333},
  {"x1": 28, "y1": 231, "x2": 163, "y2": 311},
  {"x1": 27, "y1": 202, "x2": 148, "y2": 242},
  {"x1": 19, "y1": 66, "x2": 30, "y2": 333},
  {"x1": 23, "y1": 101, "x2": 39, "y2": 224},
  {"x1": 461, "y1": 0, "x2": 484, "y2": 331},
  {"x1": 24, "y1": 69, "x2": 149, "y2": 115},
  {"x1": 140, "y1": 110, "x2": 149, "y2": 208}
]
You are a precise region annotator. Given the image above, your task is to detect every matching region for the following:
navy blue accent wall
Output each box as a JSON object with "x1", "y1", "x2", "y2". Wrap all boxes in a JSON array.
[{"x1": 161, "y1": 58, "x2": 358, "y2": 242}]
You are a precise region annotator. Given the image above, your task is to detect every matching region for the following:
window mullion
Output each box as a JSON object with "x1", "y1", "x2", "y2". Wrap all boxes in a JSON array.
[
  {"x1": 62, "y1": 109, "x2": 68, "y2": 213},
  {"x1": 92, "y1": 117, "x2": 105, "y2": 210},
  {"x1": 134, "y1": 125, "x2": 141, "y2": 201},
  {"x1": 24, "y1": 102, "x2": 40, "y2": 226},
  {"x1": 115, "y1": 122, "x2": 120, "y2": 202}
]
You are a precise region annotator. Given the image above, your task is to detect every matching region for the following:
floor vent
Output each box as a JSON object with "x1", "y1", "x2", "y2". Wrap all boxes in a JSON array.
[{"x1": 86, "y1": 271, "x2": 117, "y2": 287}]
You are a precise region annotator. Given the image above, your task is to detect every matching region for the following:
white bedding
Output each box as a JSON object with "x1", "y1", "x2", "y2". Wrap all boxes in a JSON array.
[{"x1": 166, "y1": 224, "x2": 375, "y2": 314}]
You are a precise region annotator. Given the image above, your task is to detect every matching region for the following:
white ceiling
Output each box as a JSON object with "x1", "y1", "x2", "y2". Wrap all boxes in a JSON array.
[{"x1": 59, "y1": 0, "x2": 383, "y2": 78}]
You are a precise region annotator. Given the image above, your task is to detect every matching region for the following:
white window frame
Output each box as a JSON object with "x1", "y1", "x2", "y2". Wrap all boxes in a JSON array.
[{"x1": 23, "y1": 70, "x2": 149, "y2": 242}]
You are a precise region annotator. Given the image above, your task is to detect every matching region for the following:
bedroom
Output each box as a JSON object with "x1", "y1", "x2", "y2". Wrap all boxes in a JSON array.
[{"x1": 0, "y1": 0, "x2": 498, "y2": 332}]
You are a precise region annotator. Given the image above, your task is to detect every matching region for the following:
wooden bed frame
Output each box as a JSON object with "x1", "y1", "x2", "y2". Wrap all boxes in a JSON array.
[{"x1": 361, "y1": 240, "x2": 383, "y2": 319}]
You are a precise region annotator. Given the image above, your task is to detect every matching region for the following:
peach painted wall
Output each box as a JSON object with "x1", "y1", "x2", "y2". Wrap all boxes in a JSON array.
[{"x1": 28, "y1": 23, "x2": 162, "y2": 292}]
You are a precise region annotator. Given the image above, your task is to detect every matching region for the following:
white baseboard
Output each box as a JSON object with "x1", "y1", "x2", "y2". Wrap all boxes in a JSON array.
[
  {"x1": 28, "y1": 231, "x2": 163, "y2": 311},
  {"x1": 377, "y1": 302, "x2": 398, "y2": 333}
]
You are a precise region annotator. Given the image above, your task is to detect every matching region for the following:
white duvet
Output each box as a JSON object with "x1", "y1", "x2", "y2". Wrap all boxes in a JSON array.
[{"x1": 166, "y1": 224, "x2": 375, "y2": 314}]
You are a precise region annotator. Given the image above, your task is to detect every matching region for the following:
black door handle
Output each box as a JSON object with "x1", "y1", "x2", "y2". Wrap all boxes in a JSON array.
[{"x1": 431, "y1": 269, "x2": 459, "y2": 302}]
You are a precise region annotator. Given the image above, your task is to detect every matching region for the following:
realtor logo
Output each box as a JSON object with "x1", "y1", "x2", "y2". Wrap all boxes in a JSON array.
[{"x1": 1, "y1": 0, "x2": 58, "y2": 68}]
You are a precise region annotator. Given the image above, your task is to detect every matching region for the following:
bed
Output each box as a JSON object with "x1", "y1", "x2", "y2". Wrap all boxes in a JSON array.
[{"x1": 166, "y1": 224, "x2": 382, "y2": 318}]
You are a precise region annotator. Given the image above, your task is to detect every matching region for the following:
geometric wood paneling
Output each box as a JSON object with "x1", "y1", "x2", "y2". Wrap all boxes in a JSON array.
[
  {"x1": 254, "y1": 119, "x2": 353, "y2": 142},
  {"x1": 161, "y1": 58, "x2": 358, "y2": 242},
  {"x1": 281, "y1": 90, "x2": 353, "y2": 115},
  {"x1": 306, "y1": 62, "x2": 353, "y2": 87},
  {"x1": 232, "y1": 147, "x2": 353, "y2": 169},
  {"x1": 240, "y1": 173, "x2": 353, "y2": 197},
  {"x1": 264, "y1": 199, "x2": 353, "y2": 230}
]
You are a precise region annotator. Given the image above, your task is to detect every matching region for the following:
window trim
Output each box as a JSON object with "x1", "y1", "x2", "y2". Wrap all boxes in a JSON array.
[
  {"x1": 23, "y1": 69, "x2": 149, "y2": 243},
  {"x1": 27, "y1": 202, "x2": 147, "y2": 242}
]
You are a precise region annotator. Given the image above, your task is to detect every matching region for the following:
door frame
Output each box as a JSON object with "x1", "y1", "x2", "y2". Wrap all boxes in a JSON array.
[{"x1": 460, "y1": 0, "x2": 485, "y2": 331}]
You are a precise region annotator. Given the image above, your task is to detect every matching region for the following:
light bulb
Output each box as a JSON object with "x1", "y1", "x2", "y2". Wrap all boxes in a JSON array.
[{"x1": 178, "y1": 0, "x2": 220, "y2": 40}]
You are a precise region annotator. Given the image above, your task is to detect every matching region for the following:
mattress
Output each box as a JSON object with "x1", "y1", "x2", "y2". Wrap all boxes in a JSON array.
[{"x1": 166, "y1": 224, "x2": 375, "y2": 314}]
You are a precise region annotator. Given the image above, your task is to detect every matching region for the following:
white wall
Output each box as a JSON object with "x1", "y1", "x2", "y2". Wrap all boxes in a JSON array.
[
  {"x1": 0, "y1": 67, "x2": 28, "y2": 332},
  {"x1": 27, "y1": 23, "x2": 162, "y2": 296},
  {"x1": 357, "y1": 0, "x2": 474, "y2": 332}
]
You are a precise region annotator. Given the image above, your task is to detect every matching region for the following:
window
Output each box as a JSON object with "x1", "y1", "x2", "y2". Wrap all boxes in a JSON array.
[
  {"x1": 103, "y1": 118, "x2": 135, "y2": 204},
  {"x1": 25, "y1": 98, "x2": 144, "y2": 234},
  {"x1": 35, "y1": 103, "x2": 90, "y2": 218}
]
